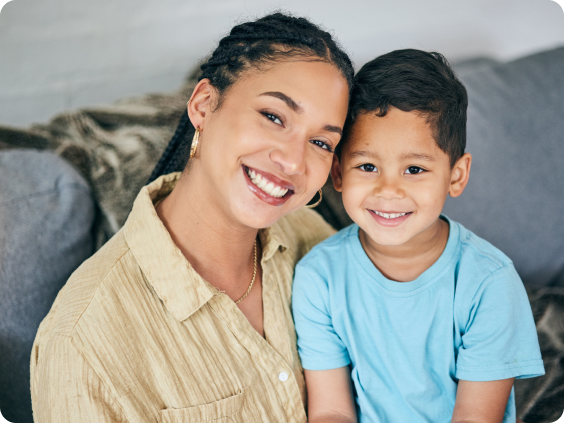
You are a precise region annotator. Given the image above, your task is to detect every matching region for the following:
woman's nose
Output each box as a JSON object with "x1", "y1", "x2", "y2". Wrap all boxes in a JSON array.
[{"x1": 269, "y1": 137, "x2": 307, "y2": 176}]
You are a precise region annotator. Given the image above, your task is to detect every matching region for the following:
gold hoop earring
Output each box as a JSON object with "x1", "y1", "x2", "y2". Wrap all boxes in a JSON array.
[
  {"x1": 189, "y1": 128, "x2": 200, "y2": 159},
  {"x1": 305, "y1": 189, "x2": 323, "y2": 208}
]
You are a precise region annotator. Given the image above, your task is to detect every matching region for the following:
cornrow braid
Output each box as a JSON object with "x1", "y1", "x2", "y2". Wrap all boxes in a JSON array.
[{"x1": 149, "y1": 11, "x2": 353, "y2": 183}]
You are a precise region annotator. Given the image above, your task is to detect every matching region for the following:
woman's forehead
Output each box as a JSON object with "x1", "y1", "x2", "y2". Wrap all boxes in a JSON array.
[
  {"x1": 239, "y1": 60, "x2": 345, "y2": 95},
  {"x1": 228, "y1": 60, "x2": 349, "y2": 116}
]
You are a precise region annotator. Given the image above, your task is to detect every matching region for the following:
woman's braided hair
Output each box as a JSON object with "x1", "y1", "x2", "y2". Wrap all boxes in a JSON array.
[{"x1": 148, "y1": 12, "x2": 354, "y2": 182}]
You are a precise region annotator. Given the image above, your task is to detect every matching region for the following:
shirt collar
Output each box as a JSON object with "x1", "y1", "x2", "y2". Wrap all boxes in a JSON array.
[{"x1": 123, "y1": 172, "x2": 289, "y2": 321}]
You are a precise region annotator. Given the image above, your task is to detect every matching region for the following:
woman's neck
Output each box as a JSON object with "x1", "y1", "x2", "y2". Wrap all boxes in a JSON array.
[{"x1": 156, "y1": 172, "x2": 259, "y2": 296}]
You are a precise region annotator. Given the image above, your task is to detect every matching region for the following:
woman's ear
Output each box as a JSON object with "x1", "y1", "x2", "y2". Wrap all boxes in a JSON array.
[
  {"x1": 187, "y1": 79, "x2": 214, "y2": 130},
  {"x1": 331, "y1": 154, "x2": 344, "y2": 192},
  {"x1": 449, "y1": 153, "x2": 472, "y2": 198}
]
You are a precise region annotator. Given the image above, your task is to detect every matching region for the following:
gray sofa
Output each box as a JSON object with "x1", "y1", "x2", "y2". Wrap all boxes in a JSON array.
[
  {"x1": 1, "y1": 47, "x2": 563, "y2": 423},
  {"x1": 0, "y1": 151, "x2": 95, "y2": 423}
]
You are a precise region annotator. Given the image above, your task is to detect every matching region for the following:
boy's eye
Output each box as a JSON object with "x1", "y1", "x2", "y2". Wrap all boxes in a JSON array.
[
  {"x1": 405, "y1": 166, "x2": 425, "y2": 174},
  {"x1": 359, "y1": 164, "x2": 377, "y2": 172},
  {"x1": 263, "y1": 112, "x2": 283, "y2": 126},
  {"x1": 310, "y1": 139, "x2": 334, "y2": 153}
]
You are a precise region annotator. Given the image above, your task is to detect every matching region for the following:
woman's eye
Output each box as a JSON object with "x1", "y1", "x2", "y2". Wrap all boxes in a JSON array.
[
  {"x1": 310, "y1": 139, "x2": 333, "y2": 152},
  {"x1": 359, "y1": 164, "x2": 377, "y2": 172},
  {"x1": 264, "y1": 113, "x2": 283, "y2": 126},
  {"x1": 405, "y1": 166, "x2": 425, "y2": 174}
]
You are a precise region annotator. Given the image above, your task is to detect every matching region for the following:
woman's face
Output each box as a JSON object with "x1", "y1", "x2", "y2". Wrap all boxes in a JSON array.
[{"x1": 188, "y1": 59, "x2": 349, "y2": 229}]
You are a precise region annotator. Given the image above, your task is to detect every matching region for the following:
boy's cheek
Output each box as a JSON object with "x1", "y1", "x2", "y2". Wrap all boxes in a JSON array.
[{"x1": 340, "y1": 182, "x2": 371, "y2": 216}]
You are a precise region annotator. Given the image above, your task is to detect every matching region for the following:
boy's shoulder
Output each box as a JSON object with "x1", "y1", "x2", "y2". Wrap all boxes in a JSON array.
[
  {"x1": 452, "y1": 217, "x2": 513, "y2": 272},
  {"x1": 449, "y1": 217, "x2": 523, "y2": 297}
]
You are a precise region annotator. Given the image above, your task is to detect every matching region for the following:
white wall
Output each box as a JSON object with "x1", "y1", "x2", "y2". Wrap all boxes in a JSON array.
[{"x1": 1, "y1": 0, "x2": 563, "y2": 126}]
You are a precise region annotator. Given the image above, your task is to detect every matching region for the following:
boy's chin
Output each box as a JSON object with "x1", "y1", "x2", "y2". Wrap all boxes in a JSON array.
[
  {"x1": 359, "y1": 214, "x2": 446, "y2": 249},
  {"x1": 359, "y1": 225, "x2": 411, "y2": 247},
  {"x1": 365, "y1": 232, "x2": 412, "y2": 247}
]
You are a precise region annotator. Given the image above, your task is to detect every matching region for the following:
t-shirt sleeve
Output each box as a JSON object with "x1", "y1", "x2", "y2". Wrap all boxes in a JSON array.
[
  {"x1": 456, "y1": 264, "x2": 545, "y2": 382},
  {"x1": 292, "y1": 263, "x2": 350, "y2": 371}
]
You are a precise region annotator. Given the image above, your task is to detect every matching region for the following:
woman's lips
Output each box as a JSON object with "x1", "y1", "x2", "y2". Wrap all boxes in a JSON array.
[
  {"x1": 243, "y1": 165, "x2": 294, "y2": 206},
  {"x1": 368, "y1": 210, "x2": 413, "y2": 227}
]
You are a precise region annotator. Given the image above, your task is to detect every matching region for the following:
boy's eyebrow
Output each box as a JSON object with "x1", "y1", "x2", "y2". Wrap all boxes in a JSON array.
[
  {"x1": 399, "y1": 153, "x2": 437, "y2": 162},
  {"x1": 259, "y1": 92, "x2": 303, "y2": 113},
  {"x1": 348, "y1": 150, "x2": 380, "y2": 160},
  {"x1": 347, "y1": 151, "x2": 437, "y2": 161}
]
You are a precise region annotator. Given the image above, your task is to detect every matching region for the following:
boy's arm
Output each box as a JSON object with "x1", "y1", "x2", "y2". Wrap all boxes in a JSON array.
[
  {"x1": 451, "y1": 378, "x2": 515, "y2": 423},
  {"x1": 305, "y1": 367, "x2": 357, "y2": 423}
]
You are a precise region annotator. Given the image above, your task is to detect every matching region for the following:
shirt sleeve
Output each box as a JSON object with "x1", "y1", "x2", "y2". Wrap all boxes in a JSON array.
[
  {"x1": 455, "y1": 264, "x2": 545, "y2": 382},
  {"x1": 292, "y1": 263, "x2": 350, "y2": 371},
  {"x1": 31, "y1": 334, "x2": 128, "y2": 422}
]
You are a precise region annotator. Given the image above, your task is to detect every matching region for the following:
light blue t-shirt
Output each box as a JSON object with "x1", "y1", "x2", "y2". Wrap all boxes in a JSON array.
[{"x1": 292, "y1": 217, "x2": 544, "y2": 423}]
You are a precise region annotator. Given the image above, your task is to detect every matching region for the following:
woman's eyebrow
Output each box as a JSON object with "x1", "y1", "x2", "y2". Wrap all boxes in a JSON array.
[
  {"x1": 260, "y1": 91, "x2": 303, "y2": 113},
  {"x1": 259, "y1": 91, "x2": 342, "y2": 135},
  {"x1": 324, "y1": 125, "x2": 342, "y2": 136}
]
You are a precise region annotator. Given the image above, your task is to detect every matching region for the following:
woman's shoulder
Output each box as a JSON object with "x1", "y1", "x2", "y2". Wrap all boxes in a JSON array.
[
  {"x1": 34, "y1": 230, "x2": 133, "y2": 341},
  {"x1": 272, "y1": 207, "x2": 336, "y2": 261}
]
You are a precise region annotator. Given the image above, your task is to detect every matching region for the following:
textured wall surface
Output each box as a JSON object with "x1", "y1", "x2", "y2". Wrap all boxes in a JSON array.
[{"x1": 0, "y1": 0, "x2": 563, "y2": 126}]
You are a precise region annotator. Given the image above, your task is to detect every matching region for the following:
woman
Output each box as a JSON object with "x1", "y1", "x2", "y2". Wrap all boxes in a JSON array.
[{"x1": 30, "y1": 12, "x2": 353, "y2": 422}]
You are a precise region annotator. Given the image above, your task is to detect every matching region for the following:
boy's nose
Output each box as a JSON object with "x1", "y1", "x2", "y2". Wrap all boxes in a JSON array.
[{"x1": 374, "y1": 175, "x2": 405, "y2": 200}]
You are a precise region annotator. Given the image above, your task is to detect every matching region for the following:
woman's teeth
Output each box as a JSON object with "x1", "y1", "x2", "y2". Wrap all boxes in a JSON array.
[
  {"x1": 247, "y1": 168, "x2": 289, "y2": 198},
  {"x1": 374, "y1": 211, "x2": 408, "y2": 219}
]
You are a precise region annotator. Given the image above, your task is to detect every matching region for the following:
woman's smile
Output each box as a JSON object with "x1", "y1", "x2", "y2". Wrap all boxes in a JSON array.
[
  {"x1": 187, "y1": 57, "x2": 348, "y2": 229},
  {"x1": 243, "y1": 165, "x2": 295, "y2": 206}
]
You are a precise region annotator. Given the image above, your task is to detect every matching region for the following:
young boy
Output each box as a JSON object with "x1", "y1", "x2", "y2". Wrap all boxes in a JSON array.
[{"x1": 292, "y1": 49, "x2": 544, "y2": 423}]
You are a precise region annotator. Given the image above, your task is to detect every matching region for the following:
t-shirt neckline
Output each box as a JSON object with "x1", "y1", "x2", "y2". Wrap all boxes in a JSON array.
[{"x1": 347, "y1": 215, "x2": 460, "y2": 294}]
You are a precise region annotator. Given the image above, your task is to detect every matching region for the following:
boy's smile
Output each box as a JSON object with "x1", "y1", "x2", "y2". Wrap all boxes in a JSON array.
[{"x1": 331, "y1": 107, "x2": 471, "y2": 278}]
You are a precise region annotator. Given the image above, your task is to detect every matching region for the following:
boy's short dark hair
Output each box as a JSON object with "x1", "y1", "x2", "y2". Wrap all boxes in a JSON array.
[{"x1": 338, "y1": 49, "x2": 468, "y2": 166}]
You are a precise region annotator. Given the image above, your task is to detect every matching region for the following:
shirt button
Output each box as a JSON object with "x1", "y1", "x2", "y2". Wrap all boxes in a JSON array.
[{"x1": 278, "y1": 372, "x2": 289, "y2": 382}]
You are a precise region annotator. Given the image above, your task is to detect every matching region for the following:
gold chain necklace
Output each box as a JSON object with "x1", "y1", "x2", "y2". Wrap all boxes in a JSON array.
[
  {"x1": 234, "y1": 239, "x2": 258, "y2": 305},
  {"x1": 156, "y1": 195, "x2": 258, "y2": 304}
]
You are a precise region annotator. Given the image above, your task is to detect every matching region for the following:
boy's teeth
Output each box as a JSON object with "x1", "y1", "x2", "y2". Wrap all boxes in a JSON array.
[
  {"x1": 374, "y1": 211, "x2": 408, "y2": 219},
  {"x1": 246, "y1": 168, "x2": 289, "y2": 198}
]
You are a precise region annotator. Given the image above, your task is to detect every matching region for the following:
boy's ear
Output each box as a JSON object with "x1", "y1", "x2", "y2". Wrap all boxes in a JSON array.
[
  {"x1": 449, "y1": 153, "x2": 472, "y2": 197},
  {"x1": 330, "y1": 154, "x2": 344, "y2": 192}
]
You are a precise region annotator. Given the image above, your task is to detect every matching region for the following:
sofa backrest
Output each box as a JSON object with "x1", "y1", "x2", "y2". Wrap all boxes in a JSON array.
[
  {"x1": 0, "y1": 149, "x2": 96, "y2": 423},
  {"x1": 443, "y1": 47, "x2": 564, "y2": 287}
]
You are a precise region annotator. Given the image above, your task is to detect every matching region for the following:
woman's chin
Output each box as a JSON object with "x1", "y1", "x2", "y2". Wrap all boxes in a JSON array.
[
  {"x1": 229, "y1": 195, "x2": 294, "y2": 229},
  {"x1": 237, "y1": 206, "x2": 288, "y2": 229}
]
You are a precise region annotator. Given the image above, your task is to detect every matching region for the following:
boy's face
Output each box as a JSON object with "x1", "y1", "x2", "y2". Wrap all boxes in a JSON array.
[{"x1": 332, "y1": 107, "x2": 470, "y2": 248}]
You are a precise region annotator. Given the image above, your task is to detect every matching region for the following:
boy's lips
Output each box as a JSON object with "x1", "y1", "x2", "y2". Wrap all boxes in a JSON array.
[
  {"x1": 243, "y1": 165, "x2": 295, "y2": 206},
  {"x1": 368, "y1": 209, "x2": 413, "y2": 227}
]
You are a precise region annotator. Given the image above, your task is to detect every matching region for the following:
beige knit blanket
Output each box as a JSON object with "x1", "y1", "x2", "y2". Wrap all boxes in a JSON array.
[{"x1": 0, "y1": 75, "x2": 197, "y2": 248}]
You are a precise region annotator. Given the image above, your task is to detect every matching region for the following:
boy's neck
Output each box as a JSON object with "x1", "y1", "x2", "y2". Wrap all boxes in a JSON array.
[{"x1": 359, "y1": 217, "x2": 450, "y2": 282}]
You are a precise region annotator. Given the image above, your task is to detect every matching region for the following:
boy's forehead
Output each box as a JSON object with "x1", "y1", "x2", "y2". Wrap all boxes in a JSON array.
[{"x1": 344, "y1": 108, "x2": 446, "y2": 161}]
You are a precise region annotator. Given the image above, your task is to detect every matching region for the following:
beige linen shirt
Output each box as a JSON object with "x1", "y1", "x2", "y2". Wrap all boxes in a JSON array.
[{"x1": 30, "y1": 172, "x2": 335, "y2": 423}]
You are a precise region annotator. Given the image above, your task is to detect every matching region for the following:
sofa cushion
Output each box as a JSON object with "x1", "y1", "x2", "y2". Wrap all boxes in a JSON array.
[
  {"x1": 442, "y1": 47, "x2": 564, "y2": 287},
  {"x1": 0, "y1": 150, "x2": 95, "y2": 423}
]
